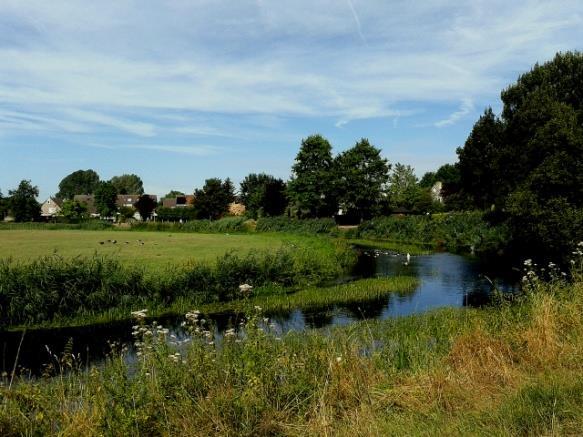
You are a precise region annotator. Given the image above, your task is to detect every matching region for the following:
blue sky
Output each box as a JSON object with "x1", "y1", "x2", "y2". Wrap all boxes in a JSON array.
[{"x1": 0, "y1": 0, "x2": 581, "y2": 200}]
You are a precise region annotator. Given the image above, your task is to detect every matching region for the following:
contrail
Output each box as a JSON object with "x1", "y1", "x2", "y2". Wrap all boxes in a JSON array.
[{"x1": 347, "y1": 0, "x2": 367, "y2": 43}]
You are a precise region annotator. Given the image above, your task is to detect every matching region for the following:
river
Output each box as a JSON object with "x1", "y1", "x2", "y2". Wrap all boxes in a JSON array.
[{"x1": 1, "y1": 250, "x2": 519, "y2": 376}]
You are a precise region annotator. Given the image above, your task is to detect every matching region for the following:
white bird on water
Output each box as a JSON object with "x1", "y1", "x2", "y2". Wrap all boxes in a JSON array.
[{"x1": 403, "y1": 252, "x2": 411, "y2": 266}]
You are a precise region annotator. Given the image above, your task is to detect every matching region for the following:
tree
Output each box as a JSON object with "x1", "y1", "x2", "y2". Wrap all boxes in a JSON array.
[
  {"x1": 110, "y1": 174, "x2": 144, "y2": 195},
  {"x1": 133, "y1": 195, "x2": 156, "y2": 221},
  {"x1": 57, "y1": 169, "x2": 100, "y2": 200},
  {"x1": 193, "y1": 178, "x2": 235, "y2": 220},
  {"x1": 0, "y1": 190, "x2": 8, "y2": 220},
  {"x1": 60, "y1": 199, "x2": 88, "y2": 221},
  {"x1": 240, "y1": 173, "x2": 287, "y2": 218},
  {"x1": 94, "y1": 181, "x2": 118, "y2": 218},
  {"x1": 456, "y1": 51, "x2": 583, "y2": 259},
  {"x1": 386, "y1": 163, "x2": 419, "y2": 211},
  {"x1": 287, "y1": 135, "x2": 337, "y2": 217},
  {"x1": 8, "y1": 180, "x2": 40, "y2": 222},
  {"x1": 335, "y1": 138, "x2": 390, "y2": 220},
  {"x1": 163, "y1": 190, "x2": 185, "y2": 199},
  {"x1": 457, "y1": 108, "x2": 505, "y2": 209}
]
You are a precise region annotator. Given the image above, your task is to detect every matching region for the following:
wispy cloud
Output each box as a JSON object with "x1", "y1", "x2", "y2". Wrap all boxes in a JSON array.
[
  {"x1": 434, "y1": 98, "x2": 475, "y2": 127},
  {"x1": 347, "y1": 0, "x2": 366, "y2": 43},
  {"x1": 124, "y1": 144, "x2": 220, "y2": 156}
]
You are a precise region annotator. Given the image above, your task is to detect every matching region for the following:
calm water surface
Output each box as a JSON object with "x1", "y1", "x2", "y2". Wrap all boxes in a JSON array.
[{"x1": 1, "y1": 250, "x2": 519, "y2": 375}]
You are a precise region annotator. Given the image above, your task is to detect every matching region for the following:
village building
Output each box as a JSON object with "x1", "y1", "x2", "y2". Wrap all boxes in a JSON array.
[
  {"x1": 162, "y1": 195, "x2": 195, "y2": 209},
  {"x1": 40, "y1": 197, "x2": 63, "y2": 218}
]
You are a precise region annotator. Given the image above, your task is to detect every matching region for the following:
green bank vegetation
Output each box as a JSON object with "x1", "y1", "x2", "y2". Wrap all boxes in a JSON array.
[
  {"x1": 0, "y1": 237, "x2": 356, "y2": 328},
  {"x1": 1, "y1": 251, "x2": 582, "y2": 435}
]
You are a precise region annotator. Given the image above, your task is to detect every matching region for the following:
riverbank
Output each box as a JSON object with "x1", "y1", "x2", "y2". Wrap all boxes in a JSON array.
[
  {"x1": 0, "y1": 235, "x2": 356, "y2": 328},
  {"x1": 2, "y1": 256, "x2": 581, "y2": 435}
]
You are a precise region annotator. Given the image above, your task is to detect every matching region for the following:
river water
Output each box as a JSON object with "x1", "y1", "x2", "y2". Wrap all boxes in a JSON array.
[{"x1": 1, "y1": 250, "x2": 519, "y2": 375}]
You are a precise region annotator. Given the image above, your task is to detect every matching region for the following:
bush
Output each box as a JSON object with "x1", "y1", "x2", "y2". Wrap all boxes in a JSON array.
[{"x1": 255, "y1": 217, "x2": 337, "y2": 234}]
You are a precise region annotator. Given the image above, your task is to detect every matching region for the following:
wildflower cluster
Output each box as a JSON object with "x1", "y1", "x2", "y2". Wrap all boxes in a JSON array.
[
  {"x1": 131, "y1": 309, "x2": 173, "y2": 359},
  {"x1": 183, "y1": 310, "x2": 214, "y2": 346}
]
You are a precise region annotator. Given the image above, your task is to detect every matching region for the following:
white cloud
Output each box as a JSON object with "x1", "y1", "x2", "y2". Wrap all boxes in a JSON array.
[
  {"x1": 434, "y1": 98, "x2": 475, "y2": 127},
  {"x1": 124, "y1": 144, "x2": 220, "y2": 156},
  {"x1": 0, "y1": 0, "x2": 580, "y2": 138}
]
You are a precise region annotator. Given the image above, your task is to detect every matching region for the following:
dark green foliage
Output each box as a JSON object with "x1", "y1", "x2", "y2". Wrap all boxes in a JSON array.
[
  {"x1": 109, "y1": 174, "x2": 144, "y2": 195},
  {"x1": 94, "y1": 181, "x2": 118, "y2": 217},
  {"x1": 8, "y1": 180, "x2": 41, "y2": 222},
  {"x1": 287, "y1": 134, "x2": 338, "y2": 217},
  {"x1": 133, "y1": 195, "x2": 156, "y2": 220},
  {"x1": 0, "y1": 220, "x2": 113, "y2": 231},
  {"x1": 356, "y1": 212, "x2": 510, "y2": 256},
  {"x1": 154, "y1": 207, "x2": 197, "y2": 222},
  {"x1": 457, "y1": 108, "x2": 505, "y2": 209},
  {"x1": 60, "y1": 199, "x2": 88, "y2": 221},
  {"x1": 56, "y1": 169, "x2": 100, "y2": 200},
  {"x1": 456, "y1": 52, "x2": 583, "y2": 259},
  {"x1": 335, "y1": 138, "x2": 390, "y2": 220},
  {"x1": 194, "y1": 178, "x2": 235, "y2": 220},
  {"x1": 0, "y1": 244, "x2": 353, "y2": 326},
  {"x1": 0, "y1": 189, "x2": 9, "y2": 220},
  {"x1": 240, "y1": 173, "x2": 287, "y2": 219},
  {"x1": 163, "y1": 190, "x2": 185, "y2": 199},
  {"x1": 130, "y1": 216, "x2": 250, "y2": 233},
  {"x1": 255, "y1": 217, "x2": 337, "y2": 234}
]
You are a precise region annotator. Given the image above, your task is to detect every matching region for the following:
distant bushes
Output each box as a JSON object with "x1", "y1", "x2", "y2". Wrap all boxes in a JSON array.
[
  {"x1": 353, "y1": 212, "x2": 510, "y2": 256},
  {"x1": 130, "y1": 216, "x2": 253, "y2": 233},
  {"x1": 255, "y1": 217, "x2": 337, "y2": 234},
  {"x1": 0, "y1": 221, "x2": 113, "y2": 231},
  {"x1": 0, "y1": 242, "x2": 355, "y2": 326}
]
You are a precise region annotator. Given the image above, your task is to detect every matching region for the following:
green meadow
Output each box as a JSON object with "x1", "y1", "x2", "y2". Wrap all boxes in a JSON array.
[{"x1": 0, "y1": 229, "x2": 333, "y2": 270}]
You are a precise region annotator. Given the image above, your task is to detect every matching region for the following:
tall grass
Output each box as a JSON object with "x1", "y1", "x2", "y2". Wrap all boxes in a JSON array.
[
  {"x1": 0, "y1": 240, "x2": 356, "y2": 327},
  {"x1": 255, "y1": 217, "x2": 338, "y2": 234},
  {"x1": 1, "y1": 253, "x2": 582, "y2": 435}
]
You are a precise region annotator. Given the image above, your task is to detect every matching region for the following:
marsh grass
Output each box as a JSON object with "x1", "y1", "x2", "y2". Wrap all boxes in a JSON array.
[
  {"x1": 2, "y1": 252, "x2": 582, "y2": 435},
  {"x1": 0, "y1": 239, "x2": 356, "y2": 328}
]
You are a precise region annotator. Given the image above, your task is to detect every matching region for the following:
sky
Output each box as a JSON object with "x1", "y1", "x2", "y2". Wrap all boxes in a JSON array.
[{"x1": 0, "y1": 1, "x2": 581, "y2": 200}]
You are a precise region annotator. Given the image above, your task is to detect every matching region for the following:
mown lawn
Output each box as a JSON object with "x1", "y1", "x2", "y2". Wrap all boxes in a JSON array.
[{"x1": 0, "y1": 230, "x2": 325, "y2": 270}]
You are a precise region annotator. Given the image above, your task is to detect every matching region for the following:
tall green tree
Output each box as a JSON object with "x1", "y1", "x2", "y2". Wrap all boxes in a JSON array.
[
  {"x1": 60, "y1": 199, "x2": 88, "y2": 221},
  {"x1": 240, "y1": 173, "x2": 287, "y2": 218},
  {"x1": 457, "y1": 51, "x2": 583, "y2": 258},
  {"x1": 133, "y1": 195, "x2": 157, "y2": 221},
  {"x1": 110, "y1": 174, "x2": 144, "y2": 195},
  {"x1": 8, "y1": 180, "x2": 41, "y2": 222},
  {"x1": 335, "y1": 138, "x2": 390, "y2": 220},
  {"x1": 287, "y1": 135, "x2": 337, "y2": 217},
  {"x1": 57, "y1": 169, "x2": 100, "y2": 200},
  {"x1": 457, "y1": 108, "x2": 505, "y2": 209},
  {"x1": 386, "y1": 163, "x2": 419, "y2": 210},
  {"x1": 193, "y1": 178, "x2": 235, "y2": 220},
  {"x1": 94, "y1": 181, "x2": 118, "y2": 218}
]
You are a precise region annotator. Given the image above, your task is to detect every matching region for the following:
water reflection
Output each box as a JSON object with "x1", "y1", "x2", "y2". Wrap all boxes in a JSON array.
[{"x1": 1, "y1": 251, "x2": 519, "y2": 375}]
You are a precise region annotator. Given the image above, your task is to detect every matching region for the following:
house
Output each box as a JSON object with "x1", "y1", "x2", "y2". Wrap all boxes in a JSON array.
[
  {"x1": 73, "y1": 195, "x2": 99, "y2": 217},
  {"x1": 40, "y1": 197, "x2": 63, "y2": 217},
  {"x1": 117, "y1": 194, "x2": 158, "y2": 221},
  {"x1": 162, "y1": 195, "x2": 195, "y2": 209}
]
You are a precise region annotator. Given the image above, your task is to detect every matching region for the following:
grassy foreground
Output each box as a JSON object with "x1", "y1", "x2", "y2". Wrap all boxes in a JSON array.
[{"x1": 2, "y1": 257, "x2": 583, "y2": 435}]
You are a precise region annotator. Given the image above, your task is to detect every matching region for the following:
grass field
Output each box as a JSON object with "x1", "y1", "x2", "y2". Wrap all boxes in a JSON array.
[{"x1": 0, "y1": 230, "x2": 323, "y2": 270}]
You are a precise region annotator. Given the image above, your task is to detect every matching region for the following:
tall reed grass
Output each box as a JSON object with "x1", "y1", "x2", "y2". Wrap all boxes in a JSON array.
[{"x1": 0, "y1": 240, "x2": 356, "y2": 327}]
